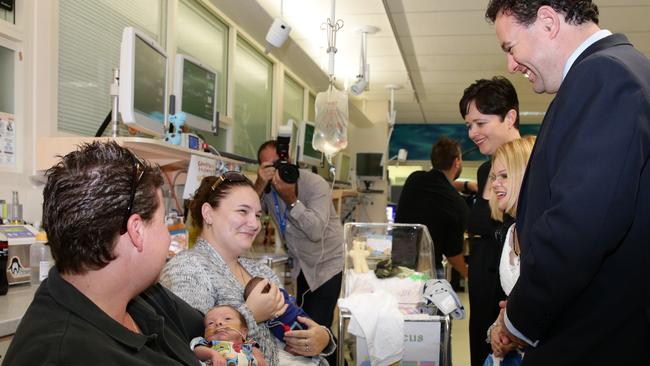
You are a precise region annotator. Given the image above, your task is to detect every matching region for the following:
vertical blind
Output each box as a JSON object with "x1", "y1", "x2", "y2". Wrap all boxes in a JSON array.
[
  {"x1": 58, "y1": 0, "x2": 164, "y2": 136},
  {"x1": 176, "y1": 0, "x2": 229, "y2": 150},
  {"x1": 233, "y1": 37, "x2": 272, "y2": 160}
]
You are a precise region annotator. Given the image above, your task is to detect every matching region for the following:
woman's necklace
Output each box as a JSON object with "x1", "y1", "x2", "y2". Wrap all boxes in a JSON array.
[{"x1": 233, "y1": 259, "x2": 248, "y2": 285}]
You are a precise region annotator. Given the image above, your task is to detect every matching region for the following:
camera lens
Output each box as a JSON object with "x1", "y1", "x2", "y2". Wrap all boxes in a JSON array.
[{"x1": 277, "y1": 163, "x2": 299, "y2": 183}]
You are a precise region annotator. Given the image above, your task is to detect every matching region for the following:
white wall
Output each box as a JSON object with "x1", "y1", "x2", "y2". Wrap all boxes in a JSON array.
[
  {"x1": 0, "y1": 0, "x2": 54, "y2": 225},
  {"x1": 346, "y1": 99, "x2": 389, "y2": 223}
]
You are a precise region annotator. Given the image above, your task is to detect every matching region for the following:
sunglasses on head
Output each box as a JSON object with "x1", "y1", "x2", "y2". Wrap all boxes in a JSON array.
[
  {"x1": 211, "y1": 171, "x2": 249, "y2": 191},
  {"x1": 120, "y1": 152, "x2": 145, "y2": 235}
]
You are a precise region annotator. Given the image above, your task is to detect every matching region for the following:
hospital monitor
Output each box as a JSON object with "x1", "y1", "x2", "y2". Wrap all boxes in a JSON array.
[
  {"x1": 296, "y1": 120, "x2": 322, "y2": 166},
  {"x1": 119, "y1": 27, "x2": 168, "y2": 137},
  {"x1": 173, "y1": 54, "x2": 218, "y2": 133},
  {"x1": 356, "y1": 152, "x2": 384, "y2": 182}
]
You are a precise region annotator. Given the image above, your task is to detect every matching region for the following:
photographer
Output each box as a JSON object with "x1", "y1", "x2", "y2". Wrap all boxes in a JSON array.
[{"x1": 254, "y1": 140, "x2": 343, "y2": 332}]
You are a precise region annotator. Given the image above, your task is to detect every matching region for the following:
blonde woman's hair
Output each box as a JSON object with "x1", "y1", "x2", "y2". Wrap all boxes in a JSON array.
[{"x1": 489, "y1": 136, "x2": 536, "y2": 222}]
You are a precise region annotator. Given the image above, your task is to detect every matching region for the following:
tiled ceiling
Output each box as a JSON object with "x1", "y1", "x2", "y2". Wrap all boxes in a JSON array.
[{"x1": 256, "y1": 0, "x2": 650, "y2": 124}]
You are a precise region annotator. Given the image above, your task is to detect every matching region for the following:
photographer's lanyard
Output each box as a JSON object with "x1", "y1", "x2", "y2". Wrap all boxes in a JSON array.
[{"x1": 271, "y1": 191, "x2": 288, "y2": 236}]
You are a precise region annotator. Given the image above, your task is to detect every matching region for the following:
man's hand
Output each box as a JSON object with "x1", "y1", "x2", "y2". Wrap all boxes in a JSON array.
[
  {"x1": 490, "y1": 320, "x2": 517, "y2": 357},
  {"x1": 254, "y1": 162, "x2": 276, "y2": 196},
  {"x1": 496, "y1": 300, "x2": 527, "y2": 349},
  {"x1": 272, "y1": 171, "x2": 297, "y2": 205}
]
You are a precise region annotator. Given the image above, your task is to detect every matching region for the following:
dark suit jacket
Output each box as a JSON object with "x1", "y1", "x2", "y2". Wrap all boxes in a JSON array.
[{"x1": 511, "y1": 34, "x2": 650, "y2": 365}]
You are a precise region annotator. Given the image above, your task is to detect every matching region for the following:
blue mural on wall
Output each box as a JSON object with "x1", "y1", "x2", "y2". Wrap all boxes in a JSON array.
[{"x1": 389, "y1": 124, "x2": 541, "y2": 161}]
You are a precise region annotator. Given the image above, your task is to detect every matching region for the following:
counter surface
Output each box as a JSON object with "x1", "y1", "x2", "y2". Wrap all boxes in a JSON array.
[{"x1": 0, "y1": 284, "x2": 38, "y2": 337}]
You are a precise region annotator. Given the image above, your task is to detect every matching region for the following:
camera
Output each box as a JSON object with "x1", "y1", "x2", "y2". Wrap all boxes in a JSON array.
[{"x1": 274, "y1": 125, "x2": 299, "y2": 184}]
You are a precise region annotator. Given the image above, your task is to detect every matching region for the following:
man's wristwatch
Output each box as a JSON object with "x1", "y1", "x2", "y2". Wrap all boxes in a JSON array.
[{"x1": 289, "y1": 200, "x2": 300, "y2": 210}]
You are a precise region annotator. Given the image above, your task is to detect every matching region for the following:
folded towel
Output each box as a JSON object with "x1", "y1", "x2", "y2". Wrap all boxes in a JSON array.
[{"x1": 338, "y1": 289, "x2": 404, "y2": 366}]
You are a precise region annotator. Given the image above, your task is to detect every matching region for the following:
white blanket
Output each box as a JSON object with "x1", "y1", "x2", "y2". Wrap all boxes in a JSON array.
[{"x1": 338, "y1": 289, "x2": 404, "y2": 366}]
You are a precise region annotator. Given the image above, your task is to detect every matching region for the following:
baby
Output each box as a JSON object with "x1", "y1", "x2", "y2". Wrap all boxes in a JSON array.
[
  {"x1": 243, "y1": 277, "x2": 310, "y2": 342},
  {"x1": 191, "y1": 305, "x2": 267, "y2": 366}
]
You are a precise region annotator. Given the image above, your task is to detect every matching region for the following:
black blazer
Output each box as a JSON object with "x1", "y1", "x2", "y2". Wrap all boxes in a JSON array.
[{"x1": 511, "y1": 34, "x2": 650, "y2": 365}]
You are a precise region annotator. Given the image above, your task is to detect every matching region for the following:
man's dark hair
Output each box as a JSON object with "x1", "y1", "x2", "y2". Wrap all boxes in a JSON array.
[
  {"x1": 459, "y1": 76, "x2": 520, "y2": 129},
  {"x1": 257, "y1": 140, "x2": 277, "y2": 164},
  {"x1": 430, "y1": 137, "x2": 461, "y2": 170},
  {"x1": 485, "y1": 0, "x2": 599, "y2": 26},
  {"x1": 43, "y1": 141, "x2": 163, "y2": 274},
  {"x1": 189, "y1": 174, "x2": 254, "y2": 230}
]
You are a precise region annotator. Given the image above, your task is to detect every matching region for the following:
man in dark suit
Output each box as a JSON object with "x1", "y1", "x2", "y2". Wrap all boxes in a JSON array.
[{"x1": 485, "y1": 1, "x2": 650, "y2": 364}]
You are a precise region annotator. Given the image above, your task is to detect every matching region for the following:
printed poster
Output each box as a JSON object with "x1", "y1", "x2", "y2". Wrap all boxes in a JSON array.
[
  {"x1": 182, "y1": 154, "x2": 218, "y2": 199},
  {"x1": 0, "y1": 112, "x2": 16, "y2": 168}
]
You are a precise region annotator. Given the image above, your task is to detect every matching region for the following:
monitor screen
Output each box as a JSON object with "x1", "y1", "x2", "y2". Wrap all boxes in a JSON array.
[
  {"x1": 174, "y1": 54, "x2": 218, "y2": 133},
  {"x1": 297, "y1": 121, "x2": 321, "y2": 166},
  {"x1": 119, "y1": 27, "x2": 168, "y2": 136},
  {"x1": 134, "y1": 36, "x2": 166, "y2": 122},
  {"x1": 356, "y1": 152, "x2": 384, "y2": 181}
]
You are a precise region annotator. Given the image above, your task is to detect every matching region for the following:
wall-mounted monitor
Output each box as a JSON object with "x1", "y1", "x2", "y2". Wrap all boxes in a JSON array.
[
  {"x1": 356, "y1": 152, "x2": 384, "y2": 181},
  {"x1": 119, "y1": 27, "x2": 168, "y2": 137},
  {"x1": 173, "y1": 54, "x2": 218, "y2": 133},
  {"x1": 296, "y1": 120, "x2": 322, "y2": 166}
]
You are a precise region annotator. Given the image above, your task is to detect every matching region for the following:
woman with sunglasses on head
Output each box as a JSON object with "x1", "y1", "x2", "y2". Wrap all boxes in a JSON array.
[
  {"x1": 484, "y1": 136, "x2": 535, "y2": 366},
  {"x1": 160, "y1": 173, "x2": 334, "y2": 366}
]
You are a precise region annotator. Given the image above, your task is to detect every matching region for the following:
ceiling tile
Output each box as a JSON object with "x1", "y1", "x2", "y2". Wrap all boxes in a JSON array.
[
  {"x1": 406, "y1": 35, "x2": 502, "y2": 56},
  {"x1": 393, "y1": 11, "x2": 493, "y2": 37},
  {"x1": 386, "y1": 0, "x2": 487, "y2": 13},
  {"x1": 408, "y1": 54, "x2": 506, "y2": 71}
]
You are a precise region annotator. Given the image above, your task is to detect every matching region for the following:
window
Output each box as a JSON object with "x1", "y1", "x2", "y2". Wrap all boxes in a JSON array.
[
  {"x1": 284, "y1": 75, "x2": 303, "y2": 159},
  {"x1": 176, "y1": 0, "x2": 229, "y2": 151},
  {"x1": 58, "y1": 0, "x2": 165, "y2": 136},
  {"x1": 283, "y1": 74, "x2": 303, "y2": 124},
  {"x1": 233, "y1": 37, "x2": 272, "y2": 160},
  {"x1": 0, "y1": 44, "x2": 14, "y2": 114},
  {"x1": 176, "y1": 0, "x2": 228, "y2": 115},
  {"x1": 308, "y1": 92, "x2": 316, "y2": 121}
]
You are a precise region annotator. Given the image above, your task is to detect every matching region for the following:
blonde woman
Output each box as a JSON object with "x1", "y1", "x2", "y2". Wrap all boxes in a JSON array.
[{"x1": 485, "y1": 136, "x2": 535, "y2": 366}]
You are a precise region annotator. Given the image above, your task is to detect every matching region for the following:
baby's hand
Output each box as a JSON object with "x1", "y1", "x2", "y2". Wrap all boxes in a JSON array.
[
  {"x1": 208, "y1": 351, "x2": 227, "y2": 366},
  {"x1": 194, "y1": 345, "x2": 227, "y2": 366},
  {"x1": 253, "y1": 347, "x2": 269, "y2": 366}
]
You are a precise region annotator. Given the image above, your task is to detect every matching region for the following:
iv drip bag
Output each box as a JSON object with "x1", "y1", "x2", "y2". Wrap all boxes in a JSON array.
[{"x1": 313, "y1": 88, "x2": 348, "y2": 164}]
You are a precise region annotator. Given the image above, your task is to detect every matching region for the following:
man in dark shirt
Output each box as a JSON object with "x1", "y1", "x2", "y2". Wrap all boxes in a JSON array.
[
  {"x1": 2, "y1": 142, "x2": 204, "y2": 366},
  {"x1": 396, "y1": 137, "x2": 469, "y2": 279}
]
